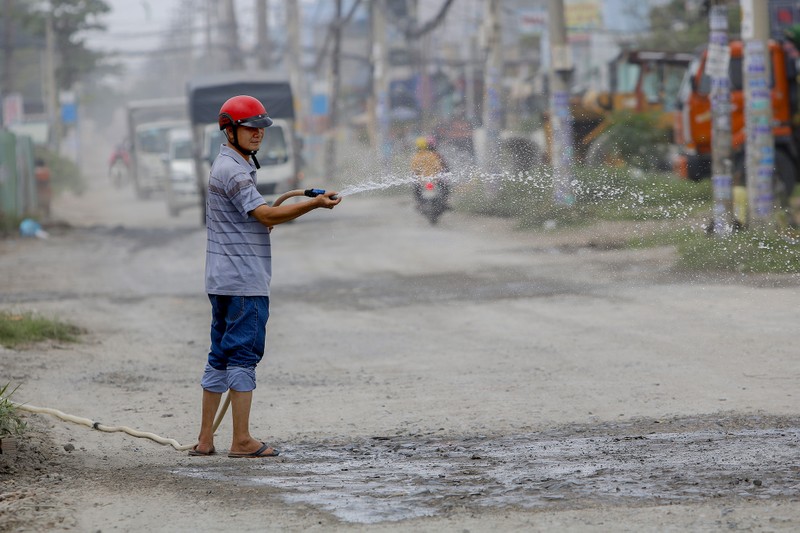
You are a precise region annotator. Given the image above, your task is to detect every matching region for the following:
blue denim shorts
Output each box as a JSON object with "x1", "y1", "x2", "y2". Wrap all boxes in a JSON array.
[{"x1": 201, "y1": 295, "x2": 269, "y2": 393}]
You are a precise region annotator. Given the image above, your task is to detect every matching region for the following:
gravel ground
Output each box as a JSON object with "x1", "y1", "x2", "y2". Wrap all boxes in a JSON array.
[{"x1": 1, "y1": 134, "x2": 799, "y2": 531}]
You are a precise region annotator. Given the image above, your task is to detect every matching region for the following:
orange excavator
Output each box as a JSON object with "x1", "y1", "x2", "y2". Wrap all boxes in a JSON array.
[{"x1": 672, "y1": 39, "x2": 800, "y2": 210}]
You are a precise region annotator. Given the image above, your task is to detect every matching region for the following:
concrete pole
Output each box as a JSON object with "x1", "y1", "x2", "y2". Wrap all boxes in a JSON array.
[
  {"x1": 548, "y1": 0, "x2": 575, "y2": 206},
  {"x1": 2, "y1": 0, "x2": 14, "y2": 98},
  {"x1": 256, "y1": 0, "x2": 270, "y2": 70},
  {"x1": 204, "y1": 0, "x2": 215, "y2": 70},
  {"x1": 324, "y1": 0, "x2": 342, "y2": 181},
  {"x1": 708, "y1": 1, "x2": 734, "y2": 234},
  {"x1": 481, "y1": 0, "x2": 503, "y2": 173},
  {"x1": 741, "y1": 0, "x2": 774, "y2": 228},
  {"x1": 372, "y1": 0, "x2": 391, "y2": 173},
  {"x1": 465, "y1": 37, "x2": 476, "y2": 124},
  {"x1": 222, "y1": 0, "x2": 243, "y2": 70},
  {"x1": 44, "y1": 2, "x2": 61, "y2": 154},
  {"x1": 286, "y1": 0, "x2": 305, "y2": 134}
]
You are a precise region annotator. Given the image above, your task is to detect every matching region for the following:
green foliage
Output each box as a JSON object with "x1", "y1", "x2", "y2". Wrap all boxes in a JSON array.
[
  {"x1": 676, "y1": 230, "x2": 800, "y2": 274},
  {"x1": 35, "y1": 145, "x2": 86, "y2": 195},
  {"x1": 458, "y1": 166, "x2": 712, "y2": 230},
  {"x1": 596, "y1": 111, "x2": 672, "y2": 171},
  {"x1": 635, "y1": 0, "x2": 740, "y2": 52},
  {"x1": 0, "y1": 311, "x2": 84, "y2": 349},
  {"x1": 18, "y1": 0, "x2": 111, "y2": 89},
  {"x1": 0, "y1": 383, "x2": 27, "y2": 438},
  {"x1": 458, "y1": 164, "x2": 800, "y2": 274},
  {"x1": 0, "y1": 214, "x2": 25, "y2": 238}
]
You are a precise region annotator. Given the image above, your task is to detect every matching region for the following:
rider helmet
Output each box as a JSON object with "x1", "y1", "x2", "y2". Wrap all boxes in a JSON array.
[
  {"x1": 219, "y1": 95, "x2": 273, "y2": 130},
  {"x1": 415, "y1": 136, "x2": 429, "y2": 150},
  {"x1": 218, "y1": 95, "x2": 273, "y2": 168}
]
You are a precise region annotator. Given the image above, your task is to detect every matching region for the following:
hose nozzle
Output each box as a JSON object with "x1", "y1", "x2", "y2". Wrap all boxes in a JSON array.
[{"x1": 305, "y1": 188, "x2": 338, "y2": 200}]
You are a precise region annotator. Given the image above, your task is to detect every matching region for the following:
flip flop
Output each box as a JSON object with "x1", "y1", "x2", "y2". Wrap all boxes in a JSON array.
[
  {"x1": 188, "y1": 444, "x2": 216, "y2": 456},
  {"x1": 227, "y1": 442, "x2": 280, "y2": 458}
]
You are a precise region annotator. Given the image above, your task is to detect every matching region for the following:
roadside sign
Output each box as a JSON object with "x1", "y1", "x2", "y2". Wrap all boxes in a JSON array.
[
  {"x1": 705, "y1": 43, "x2": 731, "y2": 79},
  {"x1": 769, "y1": 0, "x2": 800, "y2": 40},
  {"x1": 2, "y1": 93, "x2": 24, "y2": 127}
]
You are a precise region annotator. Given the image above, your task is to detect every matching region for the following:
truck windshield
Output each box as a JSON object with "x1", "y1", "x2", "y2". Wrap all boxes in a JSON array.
[
  {"x1": 206, "y1": 127, "x2": 288, "y2": 165},
  {"x1": 137, "y1": 126, "x2": 171, "y2": 154},
  {"x1": 618, "y1": 61, "x2": 686, "y2": 110},
  {"x1": 698, "y1": 57, "x2": 744, "y2": 95},
  {"x1": 172, "y1": 138, "x2": 192, "y2": 160},
  {"x1": 616, "y1": 62, "x2": 640, "y2": 93}
]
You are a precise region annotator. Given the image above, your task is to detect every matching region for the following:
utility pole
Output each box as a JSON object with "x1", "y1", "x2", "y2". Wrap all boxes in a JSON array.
[
  {"x1": 205, "y1": 0, "x2": 215, "y2": 71},
  {"x1": 372, "y1": 0, "x2": 391, "y2": 173},
  {"x1": 548, "y1": 0, "x2": 575, "y2": 206},
  {"x1": 286, "y1": 0, "x2": 305, "y2": 134},
  {"x1": 411, "y1": 0, "x2": 434, "y2": 133},
  {"x1": 222, "y1": 0, "x2": 243, "y2": 70},
  {"x1": 481, "y1": 0, "x2": 503, "y2": 173},
  {"x1": 324, "y1": 0, "x2": 342, "y2": 181},
  {"x1": 741, "y1": 0, "x2": 774, "y2": 228},
  {"x1": 256, "y1": 0, "x2": 270, "y2": 70},
  {"x1": 708, "y1": 0, "x2": 734, "y2": 234},
  {"x1": 465, "y1": 36, "x2": 477, "y2": 124},
  {"x1": 44, "y1": 2, "x2": 61, "y2": 154},
  {"x1": 2, "y1": 0, "x2": 14, "y2": 99}
]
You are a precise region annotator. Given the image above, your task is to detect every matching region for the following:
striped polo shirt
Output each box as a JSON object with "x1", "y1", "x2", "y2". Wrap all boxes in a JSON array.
[{"x1": 205, "y1": 145, "x2": 271, "y2": 296}]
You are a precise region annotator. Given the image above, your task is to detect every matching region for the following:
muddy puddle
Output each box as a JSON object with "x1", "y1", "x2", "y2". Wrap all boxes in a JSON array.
[{"x1": 172, "y1": 416, "x2": 800, "y2": 524}]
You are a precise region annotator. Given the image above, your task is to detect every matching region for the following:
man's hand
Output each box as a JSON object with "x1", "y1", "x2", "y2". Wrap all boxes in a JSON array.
[
  {"x1": 317, "y1": 191, "x2": 341, "y2": 209},
  {"x1": 251, "y1": 190, "x2": 341, "y2": 228}
]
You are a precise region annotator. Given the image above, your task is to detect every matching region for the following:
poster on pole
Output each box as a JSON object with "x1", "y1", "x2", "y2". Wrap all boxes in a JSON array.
[
  {"x1": 705, "y1": 43, "x2": 731, "y2": 79},
  {"x1": 741, "y1": 0, "x2": 754, "y2": 40},
  {"x1": 2, "y1": 93, "x2": 24, "y2": 127}
]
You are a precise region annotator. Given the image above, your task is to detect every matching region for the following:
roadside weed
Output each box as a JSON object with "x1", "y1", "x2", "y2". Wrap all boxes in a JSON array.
[
  {"x1": 0, "y1": 311, "x2": 84, "y2": 349},
  {"x1": 0, "y1": 383, "x2": 26, "y2": 438}
]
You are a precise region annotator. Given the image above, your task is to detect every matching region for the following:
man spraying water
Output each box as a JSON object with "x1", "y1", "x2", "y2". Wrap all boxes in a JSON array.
[{"x1": 191, "y1": 94, "x2": 341, "y2": 458}]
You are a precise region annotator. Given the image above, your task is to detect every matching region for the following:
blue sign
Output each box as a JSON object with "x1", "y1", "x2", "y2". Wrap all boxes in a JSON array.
[
  {"x1": 311, "y1": 94, "x2": 328, "y2": 116},
  {"x1": 61, "y1": 102, "x2": 78, "y2": 124}
]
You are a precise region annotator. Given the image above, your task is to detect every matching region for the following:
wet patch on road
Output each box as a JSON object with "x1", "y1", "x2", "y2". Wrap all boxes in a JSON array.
[
  {"x1": 274, "y1": 270, "x2": 597, "y2": 310},
  {"x1": 172, "y1": 415, "x2": 800, "y2": 524},
  {"x1": 85, "y1": 225, "x2": 202, "y2": 253}
]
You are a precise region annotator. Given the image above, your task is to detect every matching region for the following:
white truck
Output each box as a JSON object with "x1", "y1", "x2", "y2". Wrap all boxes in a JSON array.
[
  {"x1": 186, "y1": 72, "x2": 303, "y2": 223},
  {"x1": 125, "y1": 98, "x2": 188, "y2": 200},
  {"x1": 163, "y1": 125, "x2": 198, "y2": 217}
]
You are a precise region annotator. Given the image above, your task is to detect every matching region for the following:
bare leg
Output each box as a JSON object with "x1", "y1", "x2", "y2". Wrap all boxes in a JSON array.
[
  {"x1": 229, "y1": 389, "x2": 276, "y2": 455},
  {"x1": 195, "y1": 389, "x2": 222, "y2": 454}
]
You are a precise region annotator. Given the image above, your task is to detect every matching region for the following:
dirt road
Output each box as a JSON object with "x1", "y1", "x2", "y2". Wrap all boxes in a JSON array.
[{"x1": 1, "y1": 157, "x2": 799, "y2": 532}]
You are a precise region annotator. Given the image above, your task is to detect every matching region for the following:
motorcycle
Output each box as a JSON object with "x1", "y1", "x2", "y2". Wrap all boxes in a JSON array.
[{"x1": 413, "y1": 177, "x2": 450, "y2": 225}]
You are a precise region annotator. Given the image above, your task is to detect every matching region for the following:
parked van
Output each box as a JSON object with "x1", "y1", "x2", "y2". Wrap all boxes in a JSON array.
[
  {"x1": 125, "y1": 98, "x2": 187, "y2": 200},
  {"x1": 164, "y1": 126, "x2": 198, "y2": 217}
]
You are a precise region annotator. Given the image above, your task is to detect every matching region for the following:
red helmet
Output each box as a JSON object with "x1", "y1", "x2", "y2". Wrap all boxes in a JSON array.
[{"x1": 218, "y1": 95, "x2": 273, "y2": 130}]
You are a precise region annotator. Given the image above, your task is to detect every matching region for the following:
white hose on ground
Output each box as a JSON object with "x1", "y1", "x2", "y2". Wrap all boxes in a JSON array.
[
  {"x1": 10, "y1": 395, "x2": 232, "y2": 452},
  {"x1": 11, "y1": 401, "x2": 194, "y2": 451}
]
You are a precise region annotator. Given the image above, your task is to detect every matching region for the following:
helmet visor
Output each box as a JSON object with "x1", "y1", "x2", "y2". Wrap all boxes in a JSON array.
[{"x1": 238, "y1": 114, "x2": 273, "y2": 128}]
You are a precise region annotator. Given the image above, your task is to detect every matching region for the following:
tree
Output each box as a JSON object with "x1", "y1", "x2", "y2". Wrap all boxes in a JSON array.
[
  {"x1": 22, "y1": 0, "x2": 111, "y2": 90},
  {"x1": 635, "y1": 0, "x2": 740, "y2": 52}
]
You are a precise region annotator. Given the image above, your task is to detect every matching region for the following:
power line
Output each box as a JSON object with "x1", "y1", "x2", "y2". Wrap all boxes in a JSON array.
[{"x1": 91, "y1": 26, "x2": 211, "y2": 41}]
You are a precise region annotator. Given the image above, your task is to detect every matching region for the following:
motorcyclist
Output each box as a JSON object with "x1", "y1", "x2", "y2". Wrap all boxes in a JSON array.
[
  {"x1": 410, "y1": 136, "x2": 450, "y2": 208},
  {"x1": 108, "y1": 138, "x2": 131, "y2": 186}
]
